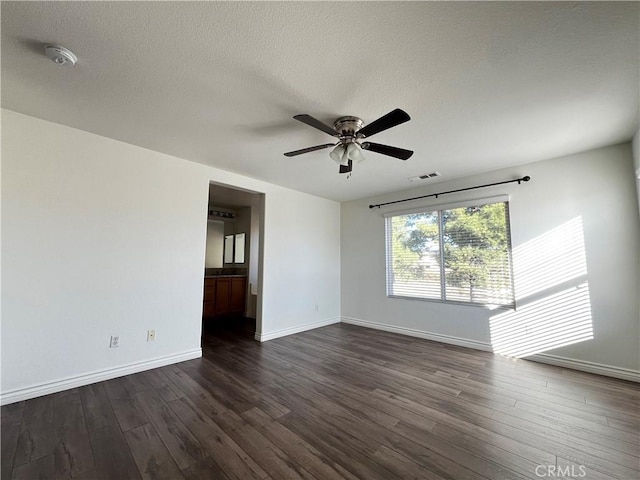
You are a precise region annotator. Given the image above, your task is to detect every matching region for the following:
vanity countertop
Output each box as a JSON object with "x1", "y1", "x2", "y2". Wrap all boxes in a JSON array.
[{"x1": 204, "y1": 275, "x2": 247, "y2": 278}]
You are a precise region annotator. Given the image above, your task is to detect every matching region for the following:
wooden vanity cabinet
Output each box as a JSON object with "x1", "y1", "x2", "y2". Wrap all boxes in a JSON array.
[
  {"x1": 214, "y1": 278, "x2": 230, "y2": 316},
  {"x1": 203, "y1": 276, "x2": 246, "y2": 319},
  {"x1": 229, "y1": 277, "x2": 246, "y2": 314},
  {"x1": 203, "y1": 279, "x2": 216, "y2": 318}
]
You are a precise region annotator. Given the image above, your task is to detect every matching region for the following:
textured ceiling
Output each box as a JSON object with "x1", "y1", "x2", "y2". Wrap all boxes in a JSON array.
[{"x1": 2, "y1": 1, "x2": 638, "y2": 202}]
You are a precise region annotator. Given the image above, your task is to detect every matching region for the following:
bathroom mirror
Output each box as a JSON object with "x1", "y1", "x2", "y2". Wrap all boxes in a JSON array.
[
  {"x1": 234, "y1": 233, "x2": 245, "y2": 263},
  {"x1": 223, "y1": 233, "x2": 245, "y2": 265},
  {"x1": 224, "y1": 235, "x2": 234, "y2": 264}
]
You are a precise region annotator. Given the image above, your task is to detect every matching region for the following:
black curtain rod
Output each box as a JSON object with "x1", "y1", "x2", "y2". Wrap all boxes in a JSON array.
[{"x1": 369, "y1": 176, "x2": 531, "y2": 209}]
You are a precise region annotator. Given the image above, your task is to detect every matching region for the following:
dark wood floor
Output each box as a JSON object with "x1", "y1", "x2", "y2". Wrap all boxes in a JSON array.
[{"x1": 2, "y1": 321, "x2": 639, "y2": 480}]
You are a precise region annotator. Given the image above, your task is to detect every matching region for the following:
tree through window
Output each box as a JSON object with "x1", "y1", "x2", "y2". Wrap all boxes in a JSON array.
[{"x1": 386, "y1": 200, "x2": 515, "y2": 307}]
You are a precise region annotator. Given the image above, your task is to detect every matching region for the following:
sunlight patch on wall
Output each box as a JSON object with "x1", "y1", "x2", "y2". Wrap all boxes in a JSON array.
[
  {"x1": 490, "y1": 283, "x2": 593, "y2": 357},
  {"x1": 512, "y1": 217, "x2": 587, "y2": 299},
  {"x1": 490, "y1": 217, "x2": 593, "y2": 358}
]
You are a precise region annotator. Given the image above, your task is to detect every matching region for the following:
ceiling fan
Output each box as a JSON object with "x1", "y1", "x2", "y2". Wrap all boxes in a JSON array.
[{"x1": 284, "y1": 108, "x2": 413, "y2": 174}]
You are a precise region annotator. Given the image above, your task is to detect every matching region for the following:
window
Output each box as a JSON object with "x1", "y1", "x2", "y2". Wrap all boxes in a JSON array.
[{"x1": 385, "y1": 198, "x2": 514, "y2": 308}]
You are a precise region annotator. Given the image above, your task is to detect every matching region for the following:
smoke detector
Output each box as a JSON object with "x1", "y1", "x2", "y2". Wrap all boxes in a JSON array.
[{"x1": 44, "y1": 45, "x2": 77, "y2": 66}]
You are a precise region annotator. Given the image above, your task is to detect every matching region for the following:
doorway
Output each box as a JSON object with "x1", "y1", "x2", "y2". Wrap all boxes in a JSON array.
[{"x1": 203, "y1": 182, "x2": 264, "y2": 339}]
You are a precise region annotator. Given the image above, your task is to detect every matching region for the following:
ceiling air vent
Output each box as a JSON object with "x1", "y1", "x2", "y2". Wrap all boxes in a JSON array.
[{"x1": 409, "y1": 171, "x2": 441, "y2": 181}]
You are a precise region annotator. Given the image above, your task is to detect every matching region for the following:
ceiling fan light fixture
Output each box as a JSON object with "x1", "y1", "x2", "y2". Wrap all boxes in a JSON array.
[
  {"x1": 347, "y1": 142, "x2": 365, "y2": 163},
  {"x1": 329, "y1": 144, "x2": 345, "y2": 163},
  {"x1": 340, "y1": 149, "x2": 350, "y2": 166}
]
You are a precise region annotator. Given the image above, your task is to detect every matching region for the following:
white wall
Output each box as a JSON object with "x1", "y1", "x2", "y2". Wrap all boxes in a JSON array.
[
  {"x1": 258, "y1": 186, "x2": 342, "y2": 340},
  {"x1": 1, "y1": 109, "x2": 341, "y2": 403},
  {"x1": 204, "y1": 220, "x2": 225, "y2": 268},
  {"x1": 248, "y1": 199, "x2": 261, "y2": 317},
  {"x1": 633, "y1": 127, "x2": 640, "y2": 212},
  {"x1": 342, "y1": 143, "x2": 639, "y2": 377}
]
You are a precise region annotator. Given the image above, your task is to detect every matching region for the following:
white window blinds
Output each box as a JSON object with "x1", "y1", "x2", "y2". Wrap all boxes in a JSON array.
[{"x1": 385, "y1": 200, "x2": 515, "y2": 308}]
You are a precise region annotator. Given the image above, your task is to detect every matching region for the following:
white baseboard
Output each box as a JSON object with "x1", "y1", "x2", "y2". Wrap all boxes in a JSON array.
[
  {"x1": 0, "y1": 348, "x2": 202, "y2": 405},
  {"x1": 341, "y1": 316, "x2": 493, "y2": 352},
  {"x1": 255, "y1": 317, "x2": 341, "y2": 342},
  {"x1": 341, "y1": 317, "x2": 639, "y2": 383},
  {"x1": 526, "y1": 353, "x2": 640, "y2": 383}
]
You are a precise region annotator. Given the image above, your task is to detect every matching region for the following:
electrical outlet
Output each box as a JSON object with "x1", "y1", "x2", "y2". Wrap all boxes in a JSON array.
[
  {"x1": 110, "y1": 336, "x2": 120, "y2": 348},
  {"x1": 147, "y1": 329, "x2": 156, "y2": 342}
]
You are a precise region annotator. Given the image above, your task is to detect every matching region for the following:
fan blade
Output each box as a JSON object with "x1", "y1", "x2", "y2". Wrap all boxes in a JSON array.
[
  {"x1": 357, "y1": 108, "x2": 410, "y2": 138},
  {"x1": 284, "y1": 143, "x2": 335, "y2": 157},
  {"x1": 293, "y1": 114, "x2": 338, "y2": 137},
  {"x1": 362, "y1": 142, "x2": 413, "y2": 160},
  {"x1": 339, "y1": 159, "x2": 353, "y2": 174}
]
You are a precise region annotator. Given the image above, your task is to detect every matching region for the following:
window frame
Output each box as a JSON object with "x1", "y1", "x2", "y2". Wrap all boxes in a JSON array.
[{"x1": 384, "y1": 195, "x2": 516, "y2": 309}]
